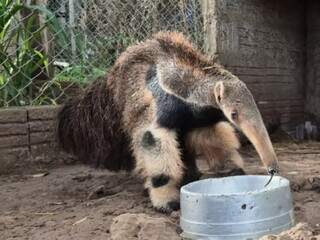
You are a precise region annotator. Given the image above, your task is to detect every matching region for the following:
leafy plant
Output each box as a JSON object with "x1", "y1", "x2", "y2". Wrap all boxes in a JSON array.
[
  {"x1": 42, "y1": 31, "x2": 133, "y2": 100},
  {"x1": 53, "y1": 65, "x2": 106, "y2": 86},
  {"x1": 0, "y1": 0, "x2": 61, "y2": 107},
  {"x1": 0, "y1": 1, "x2": 137, "y2": 107}
]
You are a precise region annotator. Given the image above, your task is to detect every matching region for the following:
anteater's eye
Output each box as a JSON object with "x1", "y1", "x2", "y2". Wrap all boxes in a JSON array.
[
  {"x1": 231, "y1": 110, "x2": 238, "y2": 120},
  {"x1": 217, "y1": 95, "x2": 221, "y2": 103}
]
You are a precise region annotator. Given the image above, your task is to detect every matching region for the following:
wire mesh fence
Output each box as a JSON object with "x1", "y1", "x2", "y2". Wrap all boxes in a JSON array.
[{"x1": 0, "y1": 0, "x2": 206, "y2": 107}]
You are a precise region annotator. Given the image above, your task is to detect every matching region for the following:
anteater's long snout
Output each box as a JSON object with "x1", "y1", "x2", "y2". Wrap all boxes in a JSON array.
[{"x1": 240, "y1": 118, "x2": 279, "y2": 174}]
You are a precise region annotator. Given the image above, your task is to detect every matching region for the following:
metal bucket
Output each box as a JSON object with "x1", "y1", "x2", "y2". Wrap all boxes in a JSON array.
[{"x1": 180, "y1": 175, "x2": 294, "y2": 240}]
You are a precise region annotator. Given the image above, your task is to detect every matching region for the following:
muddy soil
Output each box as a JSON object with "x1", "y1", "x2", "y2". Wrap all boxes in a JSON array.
[{"x1": 1, "y1": 142, "x2": 320, "y2": 239}]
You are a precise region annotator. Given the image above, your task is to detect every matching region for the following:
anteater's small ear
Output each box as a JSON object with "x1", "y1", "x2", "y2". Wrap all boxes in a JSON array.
[{"x1": 214, "y1": 81, "x2": 225, "y2": 104}]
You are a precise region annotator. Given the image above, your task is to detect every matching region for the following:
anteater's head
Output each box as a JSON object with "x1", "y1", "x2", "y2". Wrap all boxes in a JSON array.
[{"x1": 213, "y1": 79, "x2": 279, "y2": 174}]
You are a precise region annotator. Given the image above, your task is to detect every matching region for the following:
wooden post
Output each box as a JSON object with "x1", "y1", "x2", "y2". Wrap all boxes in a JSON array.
[
  {"x1": 200, "y1": 0, "x2": 218, "y2": 56},
  {"x1": 37, "y1": 0, "x2": 54, "y2": 79}
]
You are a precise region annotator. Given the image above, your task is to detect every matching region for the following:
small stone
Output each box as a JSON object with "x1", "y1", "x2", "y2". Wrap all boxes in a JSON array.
[
  {"x1": 72, "y1": 174, "x2": 92, "y2": 182},
  {"x1": 260, "y1": 222, "x2": 318, "y2": 239},
  {"x1": 110, "y1": 213, "x2": 180, "y2": 240},
  {"x1": 32, "y1": 172, "x2": 49, "y2": 178}
]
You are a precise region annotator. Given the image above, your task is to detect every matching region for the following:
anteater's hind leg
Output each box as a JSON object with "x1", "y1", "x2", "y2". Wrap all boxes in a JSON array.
[
  {"x1": 132, "y1": 125, "x2": 184, "y2": 213},
  {"x1": 186, "y1": 121, "x2": 245, "y2": 173}
]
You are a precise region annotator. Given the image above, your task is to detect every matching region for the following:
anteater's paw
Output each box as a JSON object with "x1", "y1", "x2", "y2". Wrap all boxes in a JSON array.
[
  {"x1": 154, "y1": 200, "x2": 180, "y2": 213},
  {"x1": 212, "y1": 167, "x2": 246, "y2": 178},
  {"x1": 149, "y1": 184, "x2": 180, "y2": 214},
  {"x1": 227, "y1": 167, "x2": 246, "y2": 176}
]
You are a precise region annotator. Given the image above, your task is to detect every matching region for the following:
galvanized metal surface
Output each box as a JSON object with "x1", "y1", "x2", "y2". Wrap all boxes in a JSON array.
[{"x1": 180, "y1": 175, "x2": 294, "y2": 240}]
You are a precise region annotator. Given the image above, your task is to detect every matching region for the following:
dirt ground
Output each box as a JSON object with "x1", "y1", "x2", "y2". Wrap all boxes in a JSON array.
[{"x1": 1, "y1": 141, "x2": 320, "y2": 240}]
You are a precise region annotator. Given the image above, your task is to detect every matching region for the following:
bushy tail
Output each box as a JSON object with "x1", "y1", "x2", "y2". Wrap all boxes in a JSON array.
[{"x1": 57, "y1": 78, "x2": 134, "y2": 171}]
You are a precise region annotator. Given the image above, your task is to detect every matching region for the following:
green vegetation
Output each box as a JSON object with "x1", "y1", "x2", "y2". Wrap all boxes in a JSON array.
[
  {"x1": 0, "y1": 0, "x2": 58, "y2": 106},
  {"x1": 0, "y1": 0, "x2": 136, "y2": 107}
]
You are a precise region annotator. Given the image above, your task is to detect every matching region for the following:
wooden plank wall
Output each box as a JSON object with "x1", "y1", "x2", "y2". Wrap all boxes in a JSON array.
[
  {"x1": 202, "y1": 0, "x2": 306, "y2": 130},
  {"x1": 306, "y1": 0, "x2": 320, "y2": 122}
]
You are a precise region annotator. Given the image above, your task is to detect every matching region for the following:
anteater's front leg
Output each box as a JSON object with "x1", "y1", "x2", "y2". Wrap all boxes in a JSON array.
[
  {"x1": 185, "y1": 121, "x2": 244, "y2": 171},
  {"x1": 132, "y1": 125, "x2": 184, "y2": 213}
]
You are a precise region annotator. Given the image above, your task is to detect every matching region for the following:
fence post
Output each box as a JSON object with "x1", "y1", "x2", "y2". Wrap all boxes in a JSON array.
[{"x1": 69, "y1": 0, "x2": 76, "y2": 60}]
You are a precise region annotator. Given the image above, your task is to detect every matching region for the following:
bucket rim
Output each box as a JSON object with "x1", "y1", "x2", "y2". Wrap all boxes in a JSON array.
[{"x1": 181, "y1": 175, "x2": 290, "y2": 197}]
